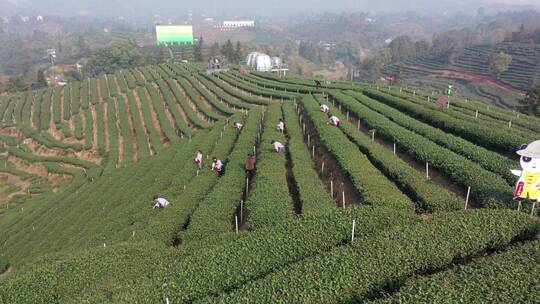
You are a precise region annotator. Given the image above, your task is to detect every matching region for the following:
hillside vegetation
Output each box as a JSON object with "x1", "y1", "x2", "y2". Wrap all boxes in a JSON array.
[{"x1": 0, "y1": 63, "x2": 538, "y2": 303}]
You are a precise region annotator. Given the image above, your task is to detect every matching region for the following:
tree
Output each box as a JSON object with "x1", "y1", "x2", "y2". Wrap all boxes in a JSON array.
[
  {"x1": 221, "y1": 40, "x2": 235, "y2": 62},
  {"x1": 234, "y1": 41, "x2": 243, "y2": 63},
  {"x1": 388, "y1": 36, "x2": 416, "y2": 62},
  {"x1": 519, "y1": 85, "x2": 540, "y2": 116},
  {"x1": 490, "y1": 52, "x2": 512, "y2": 77},
  {"x1": 33, "y1": 68, "x2": 48, "y2": 89},
  {"x1": 193, "y1": 36, "x2": 204, "y2": 62},
  {"x1": 6, "y1": 76, "x2": 28, "y2": 93},
  {"x1": 84, "y1": 40, "x2": 143, "y2": 76},
  {"x1": 77, "y1": 35, "x2": 91, "y2": 57}
]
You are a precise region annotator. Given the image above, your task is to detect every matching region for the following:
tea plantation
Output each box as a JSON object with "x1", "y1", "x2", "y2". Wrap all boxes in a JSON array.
[{"x1": 0, "y1": 63, "x2": 538, "y2": 303}]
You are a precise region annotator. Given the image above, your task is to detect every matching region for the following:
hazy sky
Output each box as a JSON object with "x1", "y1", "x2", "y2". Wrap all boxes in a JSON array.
[{"x1": 3, "y1": 0, "x2": 539, "y2": 17}]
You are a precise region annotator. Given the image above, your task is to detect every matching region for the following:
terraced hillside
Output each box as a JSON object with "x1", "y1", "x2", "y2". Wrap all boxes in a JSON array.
[
  {"x1": 382, "y1": 42, "x2": 540, "y2": 108},
  {"x1": 0, "y1": 64, "x2": 538, "y2": 303}
]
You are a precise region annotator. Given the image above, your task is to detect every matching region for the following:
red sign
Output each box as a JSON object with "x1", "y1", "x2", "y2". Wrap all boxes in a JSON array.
[{"x1": 514, "y1": 181, "x2": 524, "y2": 197}]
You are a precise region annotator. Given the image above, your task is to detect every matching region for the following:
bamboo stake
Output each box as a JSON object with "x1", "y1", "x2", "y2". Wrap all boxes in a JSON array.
[
  {"x1": 426, "y1": 163, "x2": 429, "y2": 179},
  {"x1": 351, "y1": 220, "x2": 356, "y2": 243},
  {"x1": 235, "y1": 216, "x2": 239, "y2": 234},
  {"x1": 465, "y1": 186, "x2": 471, "y2": 210}
]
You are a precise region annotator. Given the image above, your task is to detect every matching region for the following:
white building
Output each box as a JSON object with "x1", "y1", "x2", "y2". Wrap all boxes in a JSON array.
[
  {"x1": 223, "y1": 20, "x2": 255, "y2": 28},
  {"x1": 246, "y1": 52, "x2": 272, "y2": 72}
]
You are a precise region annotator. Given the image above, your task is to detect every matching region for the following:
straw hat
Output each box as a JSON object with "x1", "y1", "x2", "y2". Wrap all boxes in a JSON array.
[{"x1": 517, "y1": 140, "x2": 540, "y2": 159}]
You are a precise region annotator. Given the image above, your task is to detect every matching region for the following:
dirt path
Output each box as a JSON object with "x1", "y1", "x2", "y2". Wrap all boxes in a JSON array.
[
  {"x1": 120, "y1": 95, "x2": 138, "y2": 163},
  {"x1": 112, "y1": 98, "x2": 124, "y2": 168},
  {"x1": 298, "y1": 107, "x2": 364, "y2": 207},
  {"x1": 283, "y1": 125, "x2": 303, "y2": 214},
  {"x1": 155, "y1": 84, "x2": 182, "y2": 137},
  {"x1": 142, "y1": 87, "x2": 168, "y2": 145},
  {"x1": 173, "y1": 79, "x2": 211, "y2": 122},
  {"x1": 103, "y1": 100, "x2": 111, "y2": 152},
  {"x1": 197, "y1": 77, "x2": 241, "y2": 110},
  {"x1": 405, "y1": 65, "x2": 527, "y2": 96},
  {"x1": 90, "y1": 105, "x2": 99, "y2": 151},
  {"x1": 133, "y1": 90, "x2": 157, "y2": 154},
  {"x1": 164, "y1": 81, "x2": 193, "y2": 130},
  {"x1": 181, "y1": 79, "x2": 222, "y2": 117}
]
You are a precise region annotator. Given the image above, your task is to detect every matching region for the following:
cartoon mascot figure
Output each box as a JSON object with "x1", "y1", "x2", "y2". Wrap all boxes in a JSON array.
[{"x1": 511, "y1": 140, "x2": 540, "y2": 203}]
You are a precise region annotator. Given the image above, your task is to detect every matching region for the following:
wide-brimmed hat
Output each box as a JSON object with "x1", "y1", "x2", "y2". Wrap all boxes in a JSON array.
[{"x1": 517, "y1": 140, "x2": 540, "y2": 158}]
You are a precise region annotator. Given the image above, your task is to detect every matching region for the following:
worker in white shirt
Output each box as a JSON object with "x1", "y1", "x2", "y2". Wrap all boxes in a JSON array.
[
  {"x1": 271, "y1": 140, "x2": 285, "y2": 153},
  {"x1": 235, "y1": 122, "x2": 243, "y2": 130},
  {"x1": 195, "y1": 150, "x2": 204, "y2": 170},
  {"x1": 153, "y1": 196, "x2": 171, "y2": 209},
  {"x1": 321, "y1": 104, "x2": 330, "y2": 114},
  {"x1": 212, "y1": 157, "x2": 225, "y2": 176},
  {"x1": 277, "y1": 119, "x2": 285, "y2": 133},
  {"x1": 327, "y1": 115, "x2": 341, "y2": 127}
]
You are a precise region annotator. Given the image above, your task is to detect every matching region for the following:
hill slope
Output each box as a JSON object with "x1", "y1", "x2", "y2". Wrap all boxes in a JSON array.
[{"x1": 0, "y1": 64, "x2": 538, "y2": 303}]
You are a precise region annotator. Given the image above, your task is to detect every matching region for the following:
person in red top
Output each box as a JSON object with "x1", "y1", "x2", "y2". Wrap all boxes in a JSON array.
[{"x1": 245, "y1": 153, "x2": 256, "y2": 180}]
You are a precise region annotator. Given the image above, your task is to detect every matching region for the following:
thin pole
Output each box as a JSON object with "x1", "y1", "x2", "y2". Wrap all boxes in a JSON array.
[
  {"x1": 531, "y1": 202, "x2": 537, "y2": 217},
  {"x1": 246, "y1": 178, "x2": 249, "y2": 196},
  {"x1": 307, "y1": 134, "x2": 310, "y2": 146},
  {"x1": 475, "y1": 110, "x2": 478, "y2": 118},
  {"x1": 393, "y1": 143, "x2": 396, "y2": 155},
  {"x1": 342, "y1": 190, "x2": 346, "y2": 209},
  {"x1": 465, "y1": 186, "x2": 471, "y2": 210},
  {"x1": 330, "y1": 180, "x2": 334, "y2": 198},
  {"x1": 321, "y1": 161, "x2": 325, "y2": 173},
  {"x1": 426, "y1": 162, "x2": 429, "y2": 179},
  {"x1": 357, "y1": 120, "x2": 360, "y2": 130},
  {"x1": 235, "y1": 216, "x2": 239, "y2": 234},
  {"x1": 351, "y1": 220, "x2": 356, "y2": 243},
  {"x1": 346, "y1": 111, "x2": 349, "y2": 121},
  {"x1": 312, "y1": 145, "x2": 315, "y2": 158}
]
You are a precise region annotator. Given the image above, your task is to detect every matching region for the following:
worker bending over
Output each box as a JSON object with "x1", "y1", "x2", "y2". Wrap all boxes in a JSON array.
[
  {"x1": 212, "y1": 157, "x2": 225, "y2": 176},
  {"x1": 235, "y1": 122, "x2": 243, "y2": 130},
  {"x1": 321, "y1": 104, "x2": 330, "y2": 114},
  {"x1": 153, "y1": 196, "x2": 171, "y2": 209},
  {"x1": 328, "y1": 115, "x2": 341, "y2": 126},
  {"x1": 271, "y1": 140, "x2": 285, "y2": 153}
]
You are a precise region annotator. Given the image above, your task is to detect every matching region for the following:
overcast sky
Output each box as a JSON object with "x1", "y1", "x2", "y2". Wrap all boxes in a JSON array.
[{"x1": 3, "y1": 0, "x2": 539, "y2": 17}]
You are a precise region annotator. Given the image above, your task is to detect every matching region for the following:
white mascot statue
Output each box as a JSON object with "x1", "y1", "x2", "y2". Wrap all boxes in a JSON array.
[{"x1": 511, "y1": 140, "x2": 540, "y2": 204}]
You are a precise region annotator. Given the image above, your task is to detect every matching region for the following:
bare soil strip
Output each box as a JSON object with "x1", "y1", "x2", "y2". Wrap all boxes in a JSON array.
[
  {"x1": 299, "y1": 106, "x2": 364, "y2": 207},
  {"x1": 142, "y1": 87, "x2": 168, "y2": 145},
  {"x1": 173, "y1": 79, "x2": 211, "y2": 122},
  {"x1": 121, "y1": 95, "x2": 138, "y2": 163},
  {"x1": 132, "y1": 90, "x2": 157, "y2": 154},
  {"x1": 112, "y1": 98, "x2": 124, "y2": 167}
]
